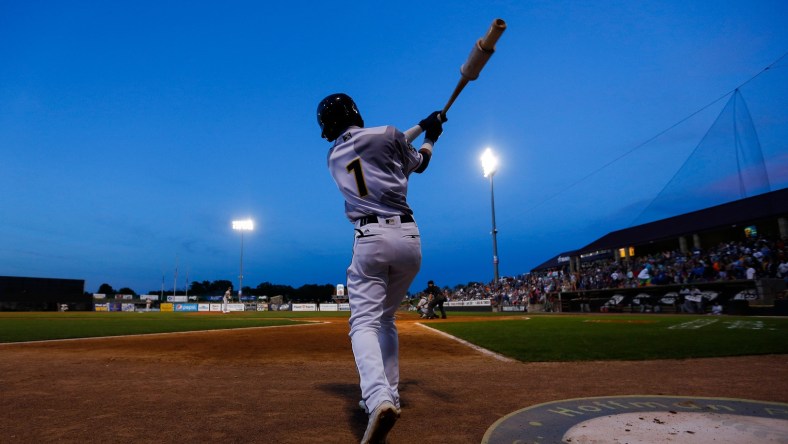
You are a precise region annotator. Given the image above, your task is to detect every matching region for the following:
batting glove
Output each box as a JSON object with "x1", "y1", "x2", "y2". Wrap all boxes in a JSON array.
[{"x1": 418, "y1": 111, "x2": 447, "y2": 142}]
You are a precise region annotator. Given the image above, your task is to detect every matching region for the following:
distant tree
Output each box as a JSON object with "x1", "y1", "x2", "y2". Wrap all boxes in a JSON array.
[
  {"x1": 97, "y1": 283, "x2": 115, "y2": 295},
  {"x1": 255, "y1": 282, "x2": 295, "y2": 299},
  {"x1": 187, "y1": 280, "x2": 236, "y2": 296},
  {"x1": 117, "y1": 287, "x2": 136, "y2": 296},
  {"x1": 211, "y1": 280, "x2": 234, "y2": 294},
  {"x1": 189, "y1": 280, "x2": 211, "y2": 295},
  {"x1": 294, "y1": 284, "x2": 335, "y2": 302}
]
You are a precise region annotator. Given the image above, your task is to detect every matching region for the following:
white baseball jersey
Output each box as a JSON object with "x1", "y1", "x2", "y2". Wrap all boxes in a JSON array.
[{"x1": 327, "y1": 125, "x2": 425, "y2": 221}]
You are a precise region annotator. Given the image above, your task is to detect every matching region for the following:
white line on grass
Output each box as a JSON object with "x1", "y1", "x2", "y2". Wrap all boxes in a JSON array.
[{"x1": 416, "y1": 322, "x2": 516, "y2": 363}]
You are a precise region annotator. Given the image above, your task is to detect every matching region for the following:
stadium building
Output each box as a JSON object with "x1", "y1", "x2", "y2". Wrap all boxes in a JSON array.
[
  {"x1": 0, "y1": 276, "x2": 90, "y2": 311},
  {"x1": 531, "y1": 188, "x2": 787, "y2": 314}
]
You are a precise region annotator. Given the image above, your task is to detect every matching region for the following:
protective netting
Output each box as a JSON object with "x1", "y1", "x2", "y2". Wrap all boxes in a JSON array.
[
  {"x1": 630, "y1": 89, "x2": 772, "y2": 226},
  {"x1": 515, "y1": 56, "x2": 786, "y2": 260}
]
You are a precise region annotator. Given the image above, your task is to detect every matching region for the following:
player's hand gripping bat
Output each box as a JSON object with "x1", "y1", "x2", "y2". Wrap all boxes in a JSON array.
[{"x1": 441, "y1": 18, "x2": 507, "y2": 120}]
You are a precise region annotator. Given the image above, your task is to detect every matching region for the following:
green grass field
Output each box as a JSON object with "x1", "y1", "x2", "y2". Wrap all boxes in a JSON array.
[
  {"x1": 0, "y1": 311, "x2": 309, "y2": 343},
  {"x1": 429, "y1": 314, "x2": 788, "y2": 361},
  {"x1": 1, "y1": 311, "x2": 786, "y2": 363}
]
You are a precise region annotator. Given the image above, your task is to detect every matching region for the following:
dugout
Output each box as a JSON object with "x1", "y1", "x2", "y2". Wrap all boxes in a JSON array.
[
  {"x1": 0, "y1": 276, "x2": 90, "y2": 311},
  {"x1": 560, "y1": 279, "x2": 762, "y2": 314}
]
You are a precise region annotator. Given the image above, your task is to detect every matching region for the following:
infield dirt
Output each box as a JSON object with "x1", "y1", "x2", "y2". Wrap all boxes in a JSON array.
[{"x1": 1, "y1": 313, "x2": 786, "y2": 443}]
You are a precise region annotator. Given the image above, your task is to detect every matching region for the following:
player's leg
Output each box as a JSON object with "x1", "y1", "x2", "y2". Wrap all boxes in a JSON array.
[
  {"x1": 379, "y1": 223, "x2": 421, "y2": 407},
  {"x1": 426, "y1": 297, "x2": 439, "y2": 318},
  {"x1": 347, "y1": 226, "x2": 397, "y2": 414}
]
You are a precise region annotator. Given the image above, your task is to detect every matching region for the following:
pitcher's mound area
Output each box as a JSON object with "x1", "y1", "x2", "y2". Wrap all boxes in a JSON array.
[{"x1": 483, "y1": 395, "x2": 788, "y2": 443}]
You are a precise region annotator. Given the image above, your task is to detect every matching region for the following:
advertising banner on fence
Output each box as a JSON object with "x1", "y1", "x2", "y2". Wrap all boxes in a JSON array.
[
  {"x1": 339, "y1": 303, "x2": 350, "y2": 311},
  {"x1": 167, "y1": 295, "x2": 188, "y2": 303},
  {"x1": 140, "y1": 294, "x2": 159, "y2": 301},
  {"x1": 160, "y1": 303, "x2": 174, "y2": 312},
  {"x1": 257, "y1": 303, "x2": 268, "y2": 311},
  {"x1": 94, "y1": 303, "x2": 108, "y2": 311},
  {"x1": 122, "y1": 303, "x2": 136, "y2": 312},
  {"x1": 227, "y1": 303, "x2": 245, "y2": 312},
  {"x1": 319, "y1": 303, "x2": 338, "y2": 311},
  {"x1": 198, "y1": 303, "x2": 210, "y2": 312},
  {"x1": 174, "y1": 303, "x2": 198, "y2": 312},
  {"x1": 445, "y1": 299, "x2": 492, "y2": 307},
  {"x1": 292, "y1": 303, "x2": 317, "y2": 312}
]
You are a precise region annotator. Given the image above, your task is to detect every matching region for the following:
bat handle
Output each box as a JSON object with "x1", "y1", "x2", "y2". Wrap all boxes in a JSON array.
[{"x1": 442, "y1": 77, "x2": 469, "y2": 120}]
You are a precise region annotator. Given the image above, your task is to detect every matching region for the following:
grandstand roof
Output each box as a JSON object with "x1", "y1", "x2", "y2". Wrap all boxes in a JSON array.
[
  {"x1": 531, "y1": 250, "x2": 577, "y2": 271},
  {"x1": 578, "y1": 188, "x2": 787, "y2": 253},
  {"x1": 531, "y1": 188, "x2": 787, "y2": 272}
]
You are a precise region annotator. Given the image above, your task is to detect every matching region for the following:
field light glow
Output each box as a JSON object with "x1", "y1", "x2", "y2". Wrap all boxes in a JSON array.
[
  {"x1": 481, "y1": 148, "x2": 498, "y2": 177},
  {"x1": 232, "y1": 219, "x2": 254, "y2": 231}
]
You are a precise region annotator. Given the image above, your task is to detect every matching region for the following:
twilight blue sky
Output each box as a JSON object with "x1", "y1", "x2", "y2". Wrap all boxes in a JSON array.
[{"x1": 2, "y1": 1, "x2": 787, "y2": 295}]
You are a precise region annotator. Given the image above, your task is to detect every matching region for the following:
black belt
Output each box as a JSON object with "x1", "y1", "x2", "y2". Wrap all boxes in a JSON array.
[{"x1": 357, "y1": 214, "x2": 415, "y2": 226}]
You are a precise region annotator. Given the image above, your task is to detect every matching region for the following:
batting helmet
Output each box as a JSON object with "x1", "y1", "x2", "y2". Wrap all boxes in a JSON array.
[{"x1": 317, "y1": 93, "x2": 364, "y2": 142}]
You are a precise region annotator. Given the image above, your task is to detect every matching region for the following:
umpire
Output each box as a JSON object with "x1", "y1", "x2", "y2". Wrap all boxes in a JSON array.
[{"x1": 424, "y1": 280, "x2": 447, "y2": 319}]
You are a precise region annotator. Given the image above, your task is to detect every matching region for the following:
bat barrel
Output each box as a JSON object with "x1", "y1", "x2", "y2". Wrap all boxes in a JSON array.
[
  {"x1": 479, "y1": 18, "x2": 507, "y2": 52},
  {"x1": 460, "y1": 18, "x2": 507, "y2": 81},
  {"x1": 444, "y1": 18, "x2": 507, "y2": 117}
]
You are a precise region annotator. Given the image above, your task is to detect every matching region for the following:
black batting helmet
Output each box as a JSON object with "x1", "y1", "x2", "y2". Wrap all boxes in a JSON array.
[{"x1": 317, "y1": 93, "x2": 364, "y2": 142}]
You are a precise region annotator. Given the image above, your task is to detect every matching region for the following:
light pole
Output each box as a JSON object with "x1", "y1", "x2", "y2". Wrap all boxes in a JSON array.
[
  {"x1": 232, "y1": 219, "x2": 254, "y2": 302},
  {"x1": 481, "y1": 148, "x2": 500, "y2": 285}
]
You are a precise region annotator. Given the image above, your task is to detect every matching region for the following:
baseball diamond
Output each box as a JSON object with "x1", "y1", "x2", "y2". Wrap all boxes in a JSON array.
[{"x1": 1, "y1": 313, "x2": 786, "y2": 443}]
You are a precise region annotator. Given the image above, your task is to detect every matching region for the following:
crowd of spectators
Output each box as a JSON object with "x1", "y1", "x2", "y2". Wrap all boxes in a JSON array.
[{"x1": 422, "y1": 235, "x2": 788, "y2": 308}]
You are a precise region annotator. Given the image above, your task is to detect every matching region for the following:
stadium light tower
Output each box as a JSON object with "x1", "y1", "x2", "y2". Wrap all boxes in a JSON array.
[
  {"x1": 480, "y1": 148, "x2": 500, "y2": 285},
  {"x1": 232, "y1": 219, "x2": 254, "y2": 301}
]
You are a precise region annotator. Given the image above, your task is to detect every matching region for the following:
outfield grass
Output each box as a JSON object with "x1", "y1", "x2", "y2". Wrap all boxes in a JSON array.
[
  {"x1": 429, "y1": 314, "x2": 788, "y2": 362},
  {"x1": 0, "y1": 311, "x2": 308, "y2": 343}
]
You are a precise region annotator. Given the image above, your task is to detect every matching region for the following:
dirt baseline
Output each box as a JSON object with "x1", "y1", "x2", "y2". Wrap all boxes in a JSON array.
[{"x1": 1, "y1": 314, "x2": 786, "y2": 443}]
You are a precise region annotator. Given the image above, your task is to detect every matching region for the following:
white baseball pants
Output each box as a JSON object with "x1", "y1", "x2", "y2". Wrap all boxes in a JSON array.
[{"x1": 347, "y1": 217, "x2": 421, "y2": 414}]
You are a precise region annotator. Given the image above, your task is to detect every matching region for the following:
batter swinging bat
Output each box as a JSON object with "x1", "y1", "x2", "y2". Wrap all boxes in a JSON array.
[{"x1": 442, "y1": 18, "x2": 507, "y2": 119}]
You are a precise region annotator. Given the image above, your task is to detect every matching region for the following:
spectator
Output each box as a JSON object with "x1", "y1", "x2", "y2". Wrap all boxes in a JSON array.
[
  {"x1": 431, "y1": 235, "x2": 785, "y2": 312},
  {"x1": 779, "y1": 259, "x2": 788, "y2": 283},
  {"x1": 637, "y1": 263, "x2": 652, "y2": 286}
]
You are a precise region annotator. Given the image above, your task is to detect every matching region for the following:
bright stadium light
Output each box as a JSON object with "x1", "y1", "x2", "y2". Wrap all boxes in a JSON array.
[
  {"x1": 232, "y1": 219, "x2": 254, "y2": 301},
  {"x1": 481, "y1": 147, "x2": 499, "y2": 178},
  {"x1": 232, "y1": 219, "x2": 254, "y2": 231},
  {"x1": 480, "y1": 148, "x2": 500, "y2": 287}
]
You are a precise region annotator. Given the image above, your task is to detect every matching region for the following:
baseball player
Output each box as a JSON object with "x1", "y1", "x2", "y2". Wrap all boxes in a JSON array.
[
  {"x1": 222, "y1": 286, "x2": 231, "y2": 313},
  {"x1": 424, "y1": 280, "x2": 446, "y2": 319},
  {"x1": 416, "y1": 294, "x2": 429, "y2": 318},
  {"x1": 317, "y1": 93, "x2": 445, "y2": 444}
]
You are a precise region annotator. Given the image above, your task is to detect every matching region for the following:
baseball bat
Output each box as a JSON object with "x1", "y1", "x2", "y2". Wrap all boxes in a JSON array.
[{"x1": 442, "y1": 18, "x2": 507, "y2": 119}]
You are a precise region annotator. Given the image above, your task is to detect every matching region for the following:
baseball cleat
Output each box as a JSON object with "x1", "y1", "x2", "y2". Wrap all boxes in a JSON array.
[{"x1": 360, "y1": 400, "x2": 400, "y2": 444}]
